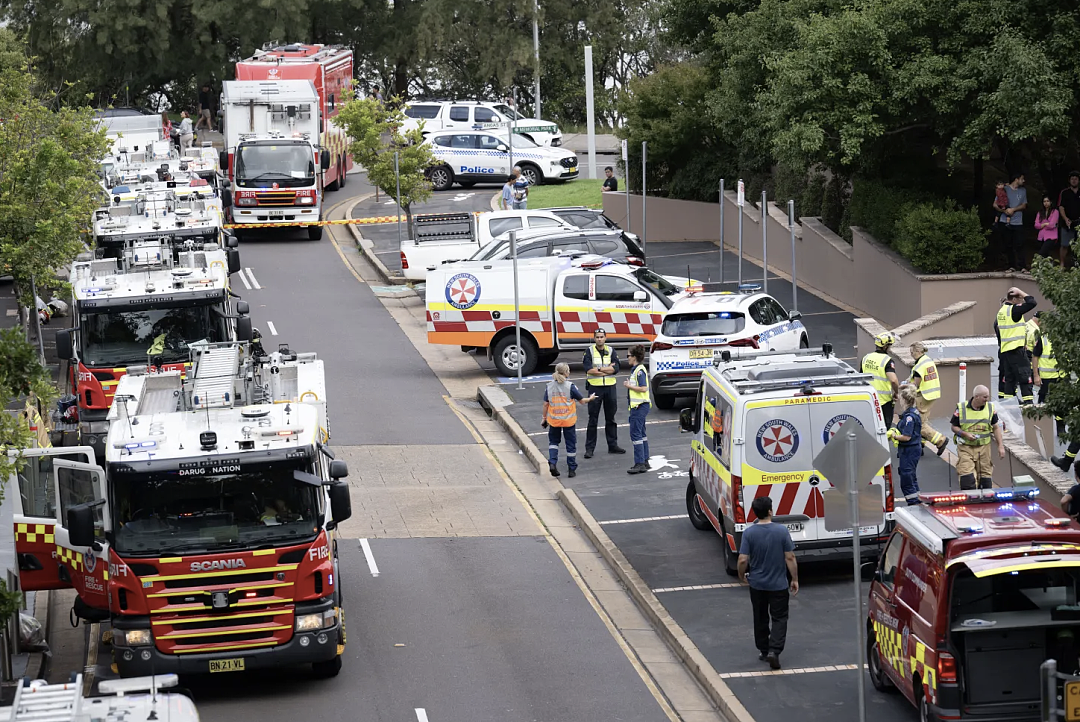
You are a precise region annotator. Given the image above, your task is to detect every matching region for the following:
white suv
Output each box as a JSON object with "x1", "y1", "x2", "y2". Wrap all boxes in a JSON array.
[
  {"x1": 649, "y1": 285, "x2": 807, "y2": 408},
  {"x1": 402, "y1": 100, "x2": 562, "y2": 147},
  {"x1": 424, "y1": 130, "x2": 578, "y2": 190}
]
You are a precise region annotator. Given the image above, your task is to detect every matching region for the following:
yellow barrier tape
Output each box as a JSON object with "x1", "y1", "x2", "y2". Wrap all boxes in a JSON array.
[{"x1": 224, "y1": 211, "x2": 485, "y2": 229}]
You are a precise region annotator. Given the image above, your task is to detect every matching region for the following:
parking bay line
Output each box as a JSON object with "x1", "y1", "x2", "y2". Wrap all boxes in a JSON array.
[
  {"x1": 266, "y1": 321, "x2": 278, "y2": 336},
  {"x1": 652, "y1": 583, "x2": 743, "y2": 593},
  {"x1": 236, "y1": 268, "x2": 252, "y2": 290},
  {"x1": 359, "y1": 539, "x2": 380, "y2": 577},
  {"x1": 600, "y1": 514, "x2": 685, "y2": 526},
  {"x1": 415, "y1": 709, "x2": 430, "y2": 722},
  {"x1": 245, "y1": 267, "x2": 262, "y2": 289},
  {"x1": 718, "y1": 663, "x2": 864, "y2": 678}
]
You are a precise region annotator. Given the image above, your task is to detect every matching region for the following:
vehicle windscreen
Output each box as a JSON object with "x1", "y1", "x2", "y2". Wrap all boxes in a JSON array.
[
  {"x1": 510, "y1": 135, "x2": 539, "y2": 149},
  {"x1": 494, "y1": 104, "x2": 524, "y2": 121},
  {"x1": 111, "y1": 460, "x2": 322, "y2": 555},
  {"x1": 79, "y1": 301, "x2": 226, "y2": 367},
  {"x1": 235, "y1": 141, "x2": 314, "y2": 187},
  {"x1": 951, "y1": 564, "x2": 1080, "y2": 621},
  {"x1": 469, "y1": 239, "x2": 502, "y2": 260},
  {"x1": 661, "y1": 311, "x2": 745, "y2": 337},
  {"x1": 635, "y1": 268, "x2": 680, "y2": 297}
]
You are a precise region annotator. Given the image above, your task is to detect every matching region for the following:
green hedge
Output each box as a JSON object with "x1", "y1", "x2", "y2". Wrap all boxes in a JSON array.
[
  {"x1": 894, "y1": 201, "x2": 987, "y2": 274},
  {"x1": 843, "y1": 177, "x2": 935, "y2": 245}
]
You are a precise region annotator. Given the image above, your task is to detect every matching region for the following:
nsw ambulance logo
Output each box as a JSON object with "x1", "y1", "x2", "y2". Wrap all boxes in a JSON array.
[
  {"x1": 822, "y1": 414, "x2": 863, "y2": 444},
  {"x1": 445, "y1": 273, "x2": 481, "y2": 310},
  {"x1": 756, "y1": 419, "x2": 799, "y2": 463}
]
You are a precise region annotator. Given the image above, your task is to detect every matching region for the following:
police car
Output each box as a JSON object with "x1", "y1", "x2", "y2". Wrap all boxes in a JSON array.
[
  {"x1": 649, "y1": 284, "x2": 806, "y2": 409},
  {"x1": 424, "y1": 130, "x2": 579, "y2": 190}
]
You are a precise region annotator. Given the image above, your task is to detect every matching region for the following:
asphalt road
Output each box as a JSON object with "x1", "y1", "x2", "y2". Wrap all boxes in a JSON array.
[{"x1": 83, "y1": 179, "x2": 673, "y2": 722}]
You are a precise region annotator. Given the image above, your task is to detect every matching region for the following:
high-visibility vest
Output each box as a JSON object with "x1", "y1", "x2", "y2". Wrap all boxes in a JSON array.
[
  {"x1": 955, "y1": 400, "x2": 995, "y2": 446},
  {"x1": 997, "y1": 303, "x2": 1026, "y2": 353},
  {"x1": 1038, "y1": 336, "x2": 1061, "y2": 379},
  {"x1": 862, "y1": 352, "x2": 894, "y2": 402},
  {"x1": 1025, "y1": 319, "x2": 1040, "y2": 353},
  {"x1": 911, "y1": 355, "x2": 940, "y2": 401},
  {"x1": 628, "y1": 364, "x2": 650, "y2": 408},
  {"x1": 587, "y1": 346, "x2": 616, "y2": 386},
  {"x1": 545, "y1": 382, "x2": 577, "y2": 427}
]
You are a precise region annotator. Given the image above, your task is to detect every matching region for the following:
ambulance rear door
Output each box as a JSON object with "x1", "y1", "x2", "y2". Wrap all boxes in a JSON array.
[
  {"x1": 741, "y1": 400, "x2": 818, "y2": 539},
  {"x1": 806, "y1": 392, "x2": 888, "y2": 540}
]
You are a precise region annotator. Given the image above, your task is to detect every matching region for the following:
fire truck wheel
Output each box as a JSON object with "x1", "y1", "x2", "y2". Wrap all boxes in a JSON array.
[
  {"x1": 867, "y1": 630, "x2": 895, "y2": 692},
  {"x1": 651, "y1": 380, "x2": 675, "y2": 410},
  {"x1": 917, "y1": 683, "x2": 935, "y2": 722},
  {"x1": 429, "y1": 165, "x2": 454, "y2": 192},
  {"x1": 308, "y1": 224, "x2": 323, "y2": 241},
  {"x1": 312, "y1": 654, "x2": 342, "y2": 678},
  {"x1": 493, "y1": 334, "x2": 538, "y2": 377},
  {"x1": 686, "y1": 481, "x2": 711, "y2": 531},
  {"x1": 719, "y1": 517, "x2": 739, "y2": 576},
  {"x1": 338, "y1": 157, "x2": 347, "y2": 187},
  {"x1": 326, "y1": 169, "x2": 340, "y2": 192}
]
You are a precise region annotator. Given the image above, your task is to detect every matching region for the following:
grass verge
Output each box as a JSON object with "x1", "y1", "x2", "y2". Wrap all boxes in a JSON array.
[{"x1": 529, "y1": 179, "x2": 605, "y2": 209}]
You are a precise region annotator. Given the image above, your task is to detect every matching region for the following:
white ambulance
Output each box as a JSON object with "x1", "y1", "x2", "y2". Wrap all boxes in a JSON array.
[
  {"x1": 426, "y1": 255, "x2": 673, "y2": 376},
  {"x1": 679, "y1": 346, "x2": 895, "y2": 574}
]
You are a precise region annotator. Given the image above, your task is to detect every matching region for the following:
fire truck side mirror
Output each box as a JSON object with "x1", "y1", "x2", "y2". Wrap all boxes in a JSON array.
[
  {"x1": 222, "y1": 188, "x2": 233, "y2": 208},
  {"x1": 224, "y1": 232, "x2": 240, "y2": 249},
  {"x1": 67, "y1": 505, "x2": 96, "y2": 548},
  {"x1": 56, "y1": 330, "x2": 73, "y2": 361},
  {"x1": 219, "y1": 150, "x2": 228, "y2": 171},
  {"x1": 329, "y1": 482, "x2": 352, "y2": 524},
  {"x1": 236, "y1": 316, "x2": 253, "y2": 343},
  {"x1": 320, "y1": 151, "x2": 330, "y2": 171},
  {"x1": 235, "y1": 301, "x2": 250, "y2": 316},
  {"x1": 860, "y1": 561, "x2": 879, "y2": 583},
  {"x1": 329, "y1": 460, "x2": 348, "y2": 480},
  {"x1": 227, "y1": 249, "x2": 241, "y2": 275}
]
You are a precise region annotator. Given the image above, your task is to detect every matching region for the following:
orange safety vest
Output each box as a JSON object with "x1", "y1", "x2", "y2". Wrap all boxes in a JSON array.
[{"x1": 545, "y1": 383, "x2": 577, "y2": 427}]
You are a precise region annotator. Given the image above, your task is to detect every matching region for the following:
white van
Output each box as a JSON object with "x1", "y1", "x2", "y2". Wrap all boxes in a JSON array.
[{"x1": 679, "y1": 346, "x2": 895, "y2": 574}]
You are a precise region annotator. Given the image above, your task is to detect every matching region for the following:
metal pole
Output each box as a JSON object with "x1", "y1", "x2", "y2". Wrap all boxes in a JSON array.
[
  {"x1": 720, "y1": 180, "x2": 725, "y2": 286},
  {"x1": 622, "y1": 140, "x2": 629, "y2": 231},
  {"x1": 761, "y1": 190, "x2": 768, "y2": 294},
  {"x1": 508, "y1": 91, "x2": 515, "y2": 178},
  {"x1": 641, "y1": 141, "x2": 647, "y2": 261},
  {"x1": 512, "y1": 231, "x2": 523, "y2": 389},
  {"x1": 788, "y1": 200, "x2": 798, "y2": 313},
  {"x1": 394, "y1": 152, "x2": 402, "y2": 247},
  {"x1": 848, "y1": 431, "x2": 867, "y2": 722},
  {"x1": 533, "y1": 0, "x2": 541, "y2": 118},
  {"x1": 584, "y1": 45, "x2": 597, "y2": 180},
  {"x1": 1041, "y1": 659, "x2": 1057, "y2": 722},
  {"x1": 737, "y1": 180, "x2": 744, "y2": 286}
]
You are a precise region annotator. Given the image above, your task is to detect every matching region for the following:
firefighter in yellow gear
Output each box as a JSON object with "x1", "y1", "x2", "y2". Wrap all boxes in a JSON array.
[
  {"x1": 995, "y1": 286, "x2": 1037, "y2": 405},
  {"x1": 908, "y1": 341, "x2": 948, "y2": 455},
  {"x1": 950, "y1": 385, "x2": 1006, "y2": 490},
  {"x1": 862, "y1": 332, "x2": 900, "y2": 427}
]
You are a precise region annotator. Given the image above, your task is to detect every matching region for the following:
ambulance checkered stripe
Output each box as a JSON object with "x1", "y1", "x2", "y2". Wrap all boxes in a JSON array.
[
  {"x1": 745, "y1": 482, "x2": 824, "y2": 520},
  {"x1": 14, "y1": 523, "x2": 54, "y2": 544},
  {"x1": 426, "y1": 309, "x2": 551, "y2": 334},
  {"x1": 556, "y1": 310, "x2": 663, "y2": 337}
]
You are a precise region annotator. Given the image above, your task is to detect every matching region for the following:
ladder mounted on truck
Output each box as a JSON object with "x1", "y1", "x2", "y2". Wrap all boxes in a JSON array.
[{"x1": 3, "y1": 674, "x2": 197, "y2": 722}]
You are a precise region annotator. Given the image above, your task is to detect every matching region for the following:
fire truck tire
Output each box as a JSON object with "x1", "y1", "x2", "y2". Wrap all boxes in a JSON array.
[
  {"x1": 326, "y1": 169, "x2": 340, "y2": 192},
  {"x1": 867, "y1": 630, "x2": 896, "y2": 692},
  {"x1": 917, "y1": 682, "x2": 935, "y2": 722},
  {"x1": 652, "y1": 380, "x2": 675, "y2": 410},
  {"x1": 338, "y1": 157, "x2": 347, "y2": 187},
  {"x1": 492, "y1": 334, "x2": 538, "y2": 377},
  {"x1": 429, "y1": 165, "x2": 454, "y2": 192},
  {"x1": 686, "y1": 480, "x2": 711, "y2": 531},
  {"x1": 719, "y1": 517, "x2": 739, "y2": 576},
  {"x1": 312, "y1": 654, "x2": 342, "y2": 678},
  {"x1": 308, "y1": 224, "x2": 323, "y2": 241}
]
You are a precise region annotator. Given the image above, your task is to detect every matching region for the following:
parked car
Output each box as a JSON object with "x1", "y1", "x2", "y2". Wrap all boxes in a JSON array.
[{"x1": 423, "y1": 130, "x2": 578, "y2": 190}]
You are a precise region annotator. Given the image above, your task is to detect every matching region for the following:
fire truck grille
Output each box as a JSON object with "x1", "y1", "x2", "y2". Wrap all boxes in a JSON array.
[
  {"x1": 164, "y1": 571, "x2": 275, "y2": 589},
  {"x1": 170, "y1": 614, "x2": 275, "y2": 631},
  {"x1": 256, "y1": 192, "x2": 298, "y2": 206},
  {"x1": 153, "y1": 602, "x2": 294, "y2": 654}
]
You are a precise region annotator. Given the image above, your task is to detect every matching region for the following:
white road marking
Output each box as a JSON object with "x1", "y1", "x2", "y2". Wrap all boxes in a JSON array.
[
  {"x1": 415, "y1": 710, "x2": 430, "y2": 722},
  {"x1": 599, "y1": 514, "x2": 685, "y2": 526},
  {"x1": 245, "y1": 268, "x2": 262, "y2": 289},
  {"x1": 266, "y1": 321, "x2": 278, "y2": 336},
  {"x1": 719, "y1": 663, "x2": 864, "y2": 678},
  {"x1": 236, "y1": 269, "x2": 252, "y2": 290},
  {"x1": 652, "y1": 583, "x2": 743, "y2": 593},
  {"x1": 359, "y1": 538, "x2": 380, "y2": 577}
]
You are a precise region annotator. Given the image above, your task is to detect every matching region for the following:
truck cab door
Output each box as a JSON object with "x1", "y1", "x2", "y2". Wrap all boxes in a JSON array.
[
  {"x1": 591, "y1": 274, "x2": 662, "y2": 344},
  {"x1": 554, "y1": 273, "x2": 595, "y2": 346},
  {"x1": 51, "y1": 459, "x2": 111, "y2": 612},
  {"x1": 6, "y1": 447, "x2": 95, "y2": 591}
]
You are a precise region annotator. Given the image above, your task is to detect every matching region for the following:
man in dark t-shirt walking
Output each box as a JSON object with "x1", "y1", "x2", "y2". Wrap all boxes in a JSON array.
[
  {"x1": 738, "y1": 496, "x2": 799, "y2": 669},
  {"x1": 196, "y1": 82, "x2": 216, "y2": 132}
]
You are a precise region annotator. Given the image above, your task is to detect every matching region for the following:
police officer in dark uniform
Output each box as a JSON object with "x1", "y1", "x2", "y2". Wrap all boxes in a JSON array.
[
  {"x1": 995, "y1": 286, "x2": 1037, "y2": 405},
  {"x1": 890, "y1": 385, "x2": 923, "y2": 505},
  {"x1": 582, "y1": 329, "x2": 626, "y2": 458}
]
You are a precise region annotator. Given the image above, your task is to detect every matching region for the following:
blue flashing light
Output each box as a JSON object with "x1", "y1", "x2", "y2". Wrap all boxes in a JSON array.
[{"x1": 124, "y1": 440, "x2": 156, "y2": 451}]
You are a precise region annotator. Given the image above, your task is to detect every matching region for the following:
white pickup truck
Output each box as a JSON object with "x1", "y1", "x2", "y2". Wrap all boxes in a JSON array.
[{"x1": 399, "y1": 210, "x2": 575, "y2": 281}]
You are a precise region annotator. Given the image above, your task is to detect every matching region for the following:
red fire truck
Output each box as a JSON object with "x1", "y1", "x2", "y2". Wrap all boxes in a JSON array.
[{"x1": 233, "y1": 43, "x2": 353, "y2": 193}]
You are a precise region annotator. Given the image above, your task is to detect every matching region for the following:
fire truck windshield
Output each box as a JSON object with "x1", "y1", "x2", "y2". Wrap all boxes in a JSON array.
[
  {"x1": 235, "y1": 142, "x2": 315, "y2": 187},
  {"x1": 80, "y1": 301, "x2": 227, "y2": 367},
  {"x1": 111, "y1": 460, "x2": 322, "y2": 555}
]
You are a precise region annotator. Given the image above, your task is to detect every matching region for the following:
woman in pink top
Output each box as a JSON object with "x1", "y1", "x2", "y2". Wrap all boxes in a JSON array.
[{"x1": 1037, "y1": 194, "x2": 1061, "y2": 264}]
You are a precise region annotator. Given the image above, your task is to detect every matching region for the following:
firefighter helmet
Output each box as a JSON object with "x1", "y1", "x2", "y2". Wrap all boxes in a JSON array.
[{"x1": 874, "y1": 332, "x2": 896, "y2": 350}]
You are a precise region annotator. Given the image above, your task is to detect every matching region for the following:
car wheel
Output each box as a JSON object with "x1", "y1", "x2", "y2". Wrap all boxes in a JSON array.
[
  {"x1": 799, "y1": 334, "x2": 809, "y2": 349},
  {"x1": 867, "y1": 630, "x2": 896, "y2": 692},
  {"x1": 518, "y1": 164, "x2": 541, "y2": 186},
  {"x1": 652, "y1": 380, "x2": 675, "y2": 410},
  {"x1": 686, "y1": 480, "x2": 711, "y2": 531},
  {"x1": 492, "y1": 334, "x2": 538, "y2": 377},
  {"x1": 429, "y1": 165, "x2": 454, "y2": 191},
  {"x1": 719, "y1": 517, "x2": 739, "y2": 576}
]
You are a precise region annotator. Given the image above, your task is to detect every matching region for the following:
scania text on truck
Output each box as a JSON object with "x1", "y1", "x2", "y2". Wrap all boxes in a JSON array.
[
  {"x1": 6, "y1": 339, "x2": 353, "y2": 678},
  {"x1": 219, "y1": 80, "x2": 329, "y2": 241}
]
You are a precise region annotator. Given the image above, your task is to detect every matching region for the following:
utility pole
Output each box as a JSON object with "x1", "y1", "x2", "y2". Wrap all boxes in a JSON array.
[{"x1": 533, "y1": 0, "x2": 541, "y2": 117}]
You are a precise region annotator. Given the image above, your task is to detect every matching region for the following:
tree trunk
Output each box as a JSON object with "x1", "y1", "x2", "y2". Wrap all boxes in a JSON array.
[
  {"x1": 30, "y1": 276, "x2": 45, "y2": 364},
  {"x1": 405, "y1": 204, "x2": 415, "y2": 241}
]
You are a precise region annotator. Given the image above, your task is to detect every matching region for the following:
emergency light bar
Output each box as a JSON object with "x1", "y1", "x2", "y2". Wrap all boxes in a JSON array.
[
  {"x1": 918, "y1": 487, "x2": 1039, "y2": 506},
  {"x1": 738, "y1": 283, "x2": 762, "y2": 294},
  {"x1": 686, "y1": 283, "x2": 732, "y2": 295}
]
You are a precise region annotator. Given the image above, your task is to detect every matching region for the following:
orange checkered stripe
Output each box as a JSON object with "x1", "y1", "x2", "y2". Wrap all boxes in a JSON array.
[
  {"x1": 426, "y1": 309, "x2": 551, "y2": 335},
  {"x1": 14, "y1": 523, "x2": 54, "y2": 544},
  {"x1": 556, "y1": 310, "x2": 663, "y2": 337}
]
